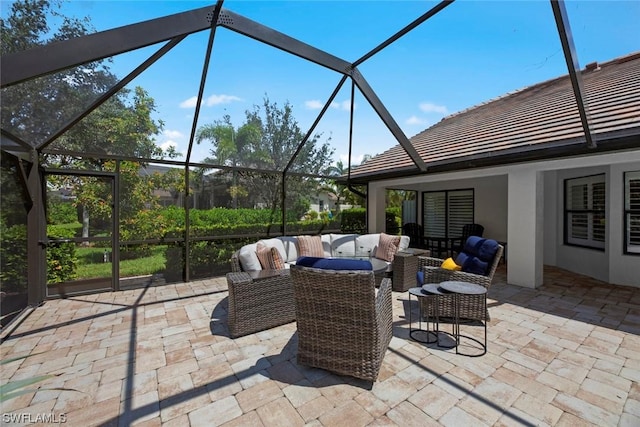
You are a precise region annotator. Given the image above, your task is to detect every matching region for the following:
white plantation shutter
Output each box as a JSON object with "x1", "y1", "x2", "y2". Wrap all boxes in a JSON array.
[
  {"x1": 448, "y1": 190, "x2": 474, "y2": 237},
  {"x1": 625, "y1": 171, "x2": 640, "y2": 254},
  {"x1": 565, "y1": 175, "x2": 605, "y2": 249},
  {"x1": 423, "y1": 190, "x2": 474, "y2": 238},
  {"x1": 423, "y1": 192, "x2": 446, "y2": 237}
]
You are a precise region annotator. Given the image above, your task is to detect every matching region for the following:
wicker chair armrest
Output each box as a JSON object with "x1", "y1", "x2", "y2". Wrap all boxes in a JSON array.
[
  {"x1": 229, "y1": 251, "x2": 243, "y2": 273},
  {"x1": 417, "y1": 256, "x2": 445, "y2": 270},
  {"x1": 376, "y1": 277, "x2": 393, "y2": 357},
  {"x1": 376, "y1": 277, "x2": 392, "y2": 319},
  {"x1": 421, "y1": 266, "x2": 457, "y2": 284}
]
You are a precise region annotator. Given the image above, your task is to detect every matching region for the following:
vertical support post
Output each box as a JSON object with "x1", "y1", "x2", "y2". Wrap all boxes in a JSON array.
[
  {"x1": 507, "y1": 169, "x2": 544, "y2": 288},
  {"x1": 184, "y1": 166, "x2": 190, "y2": 282},
  {"x1": 281, "y1": 172, "x2": 286, "y2": 236},
  {"x1": 26, "y1": 150, "x2": 45, "y2": 305},
  {"x1": 113, "y1": 161, "x2": 120, "y2": 291}
]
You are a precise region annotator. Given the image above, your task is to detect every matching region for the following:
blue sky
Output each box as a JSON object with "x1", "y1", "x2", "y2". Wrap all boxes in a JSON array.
[{"x1": 3, "y1": 0, "x2": 639, "y2": 167}]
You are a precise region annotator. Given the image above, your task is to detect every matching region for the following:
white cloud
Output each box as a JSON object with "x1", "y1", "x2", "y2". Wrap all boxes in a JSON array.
[
  {"x1": 179, "y1": 96, "x2": 198, "y2": 108},
  {"x1": 406, "y1": 115, "x2": 428, "y2": 126},
  {"x1": 163, "y1": 129, "x2": 183, "y2": 139},
  {"x1": 305, "y1": 100, "x2": 324, "y2": 109},
  {"x1": 204, "y1": 94, "x2": 242, "y2": 106},
  {"x1": 160, "y1": 140, "x2": 177, "y2": 151},
  {"x1": 419, "y1": 102, "x2": 448, "y2": 115},
  {"x1": 305, "y1": 99, "x2": 354, "y2": 111},
  {"x1": 179, "y1": 94, "x2": 242, "y2": 108},
  {"x1": 337, "y1": 100, "x2": 353, "y2": 111},
  {"x1": 339, "y1": 153, "x2": 364, "y2": 166}
]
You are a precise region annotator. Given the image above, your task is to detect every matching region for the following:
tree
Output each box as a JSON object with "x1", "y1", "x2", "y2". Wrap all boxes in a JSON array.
[
  {"x1": 196, "y1": 96, "x2": 334, "y2": 218},
  {"x1": 320, "y1": 160, "x2": 349, "y2": 212},
  {"x1": 1, "y1": 0, "x2": 118, "y2": 147},
  {"x1": 2, "y1": 0, "x2": 177, "y2": 245}
]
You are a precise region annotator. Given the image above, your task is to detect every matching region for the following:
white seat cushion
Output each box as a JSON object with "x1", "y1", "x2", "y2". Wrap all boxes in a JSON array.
[
  {"x1": 330, "y1": 234, "x2": 358, "y2": 257},
  {"x1": 321, "y1": 234, "x2": 332, "y2": 257},
  {"x1": 278, "y1": 236, "x2": 299, "y2": 262},
  {"x1": 355, "y1": 234, "x2": 380, "y2": 257}
]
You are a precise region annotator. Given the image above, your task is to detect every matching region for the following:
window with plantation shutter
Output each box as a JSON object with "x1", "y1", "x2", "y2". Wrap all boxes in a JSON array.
[
  {"x1": 624, "y1": 171, "x2": 640, "y2": 255},
  {"x1": 422, "y1": 189, "x2": 474, "y2": 238},
  {"x1": 564, "y1": 174, "x2": 605, "y2": 250},
  {"x1": 423, "y1": 192, "x2": 446, "y2": 237}
]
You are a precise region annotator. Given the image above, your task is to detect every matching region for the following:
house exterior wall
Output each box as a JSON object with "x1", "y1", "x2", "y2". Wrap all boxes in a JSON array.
[
  {"x1": 609, "y1": 162, "x2": 640, "y2": 286},
  {"x1": 552, "y1": 165, "x2": 610, "y2": 283},
  {"x1": 410, "y1": 176, "x2": 508, "y2": 242},
  {"x1": 309, "y1": 193, "x2": 354, "y2": 214},
  {"x1": 367, "y1": 149, "x2": 640, "y2": 288}
]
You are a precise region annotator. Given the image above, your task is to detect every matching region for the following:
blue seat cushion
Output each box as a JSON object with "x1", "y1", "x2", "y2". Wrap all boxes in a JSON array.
[
  {"x1": 416, "y1": 271, "x2": 424, "y2": 286},
  {"x1": 462, "y1": 256, "x2": 488, "y2": 275},
  {"x1": 462, "y1": 236, "x2": 485, "y2": 256},
  {"x1": 455, "y1": 237, "x2": 499, "y2": 275},
  {"x1": 478, "y1": 239, "x2": 500, "y2": 262},
  {"x1": 455, "y1": 249, "x2": 488, "y2": 276},
  {"x1": 296, "y1": 256, "x2": 373, "y2": 271}
]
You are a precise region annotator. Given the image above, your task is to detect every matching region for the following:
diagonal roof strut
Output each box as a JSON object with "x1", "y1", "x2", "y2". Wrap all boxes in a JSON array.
[{"x1": 551, "y1": 0, "x2": 596, "y2": 149}]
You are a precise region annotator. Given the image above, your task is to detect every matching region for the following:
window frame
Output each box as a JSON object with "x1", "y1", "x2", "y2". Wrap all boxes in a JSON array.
[
  {"x1": 563, "y1": 173, "x2": 606, "y2": 251},
  {"x1": 421, "y1": 188, "x2": 474, "y2": 239},
  {"x1": 624, "y1": 171, "x2": 640, "y2": 255}
]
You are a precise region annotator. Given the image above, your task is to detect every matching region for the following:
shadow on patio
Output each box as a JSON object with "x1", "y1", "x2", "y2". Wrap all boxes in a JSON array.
[{"x1": 1, "y1": 266, "x2": 639, "y2": 426}]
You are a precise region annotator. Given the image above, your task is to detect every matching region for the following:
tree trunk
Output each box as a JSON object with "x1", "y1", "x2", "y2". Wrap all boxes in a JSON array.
[{"x1": 82, "y1": 205, "x2": 90, "y2": 247}]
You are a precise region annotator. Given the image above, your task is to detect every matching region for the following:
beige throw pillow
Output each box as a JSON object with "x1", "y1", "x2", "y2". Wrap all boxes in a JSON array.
[
  {"x1": 256, "y1": 243, "x2": 273, "y2": 270},
  {"x1": 256, "y1": 243, "x2": 286, "y2": 270},
  {"x1": 375, "y1": 233, "x2": 401, "y2": 262},
  {"x1": 297, "y1": 235, "x2": 324, "y2": 257}
]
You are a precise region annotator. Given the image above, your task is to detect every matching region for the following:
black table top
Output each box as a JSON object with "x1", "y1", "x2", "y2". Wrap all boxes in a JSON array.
[{"x1": 439, "y1": 281, "x2": 487, "y2": 295}]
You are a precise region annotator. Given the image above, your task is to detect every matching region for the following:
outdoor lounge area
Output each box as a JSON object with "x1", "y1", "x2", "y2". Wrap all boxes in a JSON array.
[
  {"x1": 2, "y1": 1, "x2": 640, "y2": 426},
  {"x1": 1, "y1": 266, "x2": 639, "y2": 426}
]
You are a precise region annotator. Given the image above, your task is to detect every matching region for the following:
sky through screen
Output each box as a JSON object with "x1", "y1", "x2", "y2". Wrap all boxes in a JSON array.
[{"x1": 2, "y1": 0, "x2": 639, "y2": 167}]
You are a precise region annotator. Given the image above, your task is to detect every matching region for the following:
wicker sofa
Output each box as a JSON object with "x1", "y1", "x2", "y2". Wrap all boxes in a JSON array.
[
  {"x1": 226, "y1": 233, "x2": 408, "y2": 338},
  {"x1": 229, "y1": 233, "x2": 410, "y2": 273},
  {"x1": 290, "y1": 265, "x2": 393, "y2": 381}
]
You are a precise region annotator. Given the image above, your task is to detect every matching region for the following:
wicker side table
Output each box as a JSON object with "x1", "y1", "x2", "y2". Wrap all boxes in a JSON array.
[{"x1": 392, "y1": 248, "x2": 430, "y2": 292}]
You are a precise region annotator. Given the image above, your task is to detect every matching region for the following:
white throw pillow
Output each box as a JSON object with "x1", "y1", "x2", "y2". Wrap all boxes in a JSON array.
[
  {"x1": 238, "y1": 243, "x2": 262, "y2": 271},
  {"x1": 355, "y1": 234, "x2": 380, "y2": 257},
  {"x1": 398, "y1": 235, "x2": 410, "y2": 252}
]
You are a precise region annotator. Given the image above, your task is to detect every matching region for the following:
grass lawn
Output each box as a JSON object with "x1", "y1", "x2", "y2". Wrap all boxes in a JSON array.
[{"x1": 75, "y1": 245, "x2": 167, "y2": 279}]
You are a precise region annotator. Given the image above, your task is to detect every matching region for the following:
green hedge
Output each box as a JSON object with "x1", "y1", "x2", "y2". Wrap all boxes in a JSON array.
[
  {"x1": 46, "y1": 226, "x2": 77, "y2": 284},
  {"x1": 162, "y1": 207, "x2": 404, "y2": 280},
  {"x1": 0, "y1": 224, "x2": 27, "y2": 293}
]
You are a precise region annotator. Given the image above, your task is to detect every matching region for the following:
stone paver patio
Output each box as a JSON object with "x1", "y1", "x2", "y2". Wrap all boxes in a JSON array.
[{"x1": 1, "y1": 265, "x2": 639, "y2": 426}]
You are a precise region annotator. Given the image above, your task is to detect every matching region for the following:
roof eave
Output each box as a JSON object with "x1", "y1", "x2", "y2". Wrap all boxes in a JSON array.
[{"x1": 342, "y1": 128, "x2": 640, "y2": 184}]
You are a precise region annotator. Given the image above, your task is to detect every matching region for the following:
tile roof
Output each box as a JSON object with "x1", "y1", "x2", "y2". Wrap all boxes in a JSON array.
[{"x1": 349, "y1": 51, "x2": 640, "y2": 182}]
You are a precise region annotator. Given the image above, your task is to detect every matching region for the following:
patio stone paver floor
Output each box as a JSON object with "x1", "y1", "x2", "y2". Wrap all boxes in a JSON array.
[{"x1": 1, "y1": 265, "x2": 640, "y2": 426}]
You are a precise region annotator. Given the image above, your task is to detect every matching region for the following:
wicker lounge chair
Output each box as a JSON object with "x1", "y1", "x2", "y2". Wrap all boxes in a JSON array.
[
  {"x1": 289, "y1": 265, "x2": 393, "y2": 382},
  {"x1": 226, "y1": 270, "x2": 296, "y2": 338},
  {"x1": 417, "y1": 242, "x2": 503, "y2": 321}
]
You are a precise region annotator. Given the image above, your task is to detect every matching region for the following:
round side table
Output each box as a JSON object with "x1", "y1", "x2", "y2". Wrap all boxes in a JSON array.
[
  {"x1": 407, "y1": 287, "x2": 438, "y2": 344},
  {"x1": 439, "y1": 281, "x2": 488, "y2": 357},
  {"x1": 421, "y1": 283, "x2": 456, "y2": 349}
]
